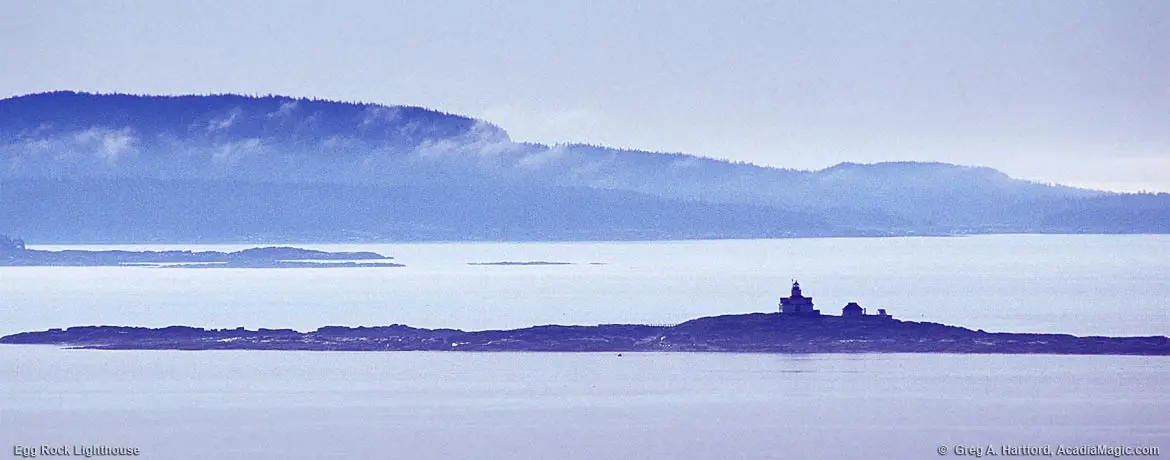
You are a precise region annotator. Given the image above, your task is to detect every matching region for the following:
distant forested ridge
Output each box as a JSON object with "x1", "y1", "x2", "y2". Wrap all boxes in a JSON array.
[{"x1": 0, "y1": 91, "x2": 1165, "y2": 242}]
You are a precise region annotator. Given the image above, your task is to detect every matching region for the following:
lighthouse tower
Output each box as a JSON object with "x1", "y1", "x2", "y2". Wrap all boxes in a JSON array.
[{"x1": 779, "y1": 280, "x2": 820, "y2": 316}]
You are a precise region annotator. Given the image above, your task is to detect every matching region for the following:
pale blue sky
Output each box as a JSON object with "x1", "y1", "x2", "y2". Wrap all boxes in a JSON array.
[{"x1": 2, "y1": 0, "x2": 1167, "y2": 191}]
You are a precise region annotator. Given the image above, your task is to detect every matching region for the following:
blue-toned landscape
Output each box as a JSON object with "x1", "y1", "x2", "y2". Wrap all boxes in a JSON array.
[{"x1": 4, "y1": 1, "x2": 1169, "y2": 459}]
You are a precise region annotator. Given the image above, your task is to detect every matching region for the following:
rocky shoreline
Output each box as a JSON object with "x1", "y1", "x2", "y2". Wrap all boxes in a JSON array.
[{"x1": 3, "y1": 313, "x2": 1168, "y2": 355}]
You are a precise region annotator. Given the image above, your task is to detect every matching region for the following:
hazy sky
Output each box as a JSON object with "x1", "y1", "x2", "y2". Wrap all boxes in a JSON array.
[{"x1": 2, "y1": 1, "x2": 1168, "y2": 192}]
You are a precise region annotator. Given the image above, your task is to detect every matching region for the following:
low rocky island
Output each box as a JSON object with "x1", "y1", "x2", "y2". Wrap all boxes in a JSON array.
[
  {"x1": 5, "y1": 280, "x2": 1166, "y2": 355},
  {"x1": 0, "y1": 236, "x2": 401, "y2": 268},
  {"x1": 3, "y1": 314, "x2": 1168, "y2": 355}
]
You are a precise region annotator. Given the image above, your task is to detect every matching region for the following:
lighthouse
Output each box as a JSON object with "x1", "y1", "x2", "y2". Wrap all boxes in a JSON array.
[{"x1": 779, "y1": 280, "x2": 820, "y2": 316}]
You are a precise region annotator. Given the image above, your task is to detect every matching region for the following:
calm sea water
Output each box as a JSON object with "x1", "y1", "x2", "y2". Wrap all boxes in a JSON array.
[
  {"x1": 1, "y1": 235, "x2": 1167, "y2": 336},
  {"x1": 1, "y1": 236, "x2": 1168, "y2": 459},
  {"x1": 1, "y1": 347, "x2": 1166, "y2": 460}
]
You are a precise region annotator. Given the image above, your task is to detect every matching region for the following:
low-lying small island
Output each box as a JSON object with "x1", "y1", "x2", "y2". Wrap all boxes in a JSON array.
[
  {"x1": 5, "y1": 282, "x2": 1168, "y2": 356},
  {"x1": 5, "y1": 281, "x2": 1167, "y2": 355},
  {"x1": 4, "y1": 314, "x2": 1169, "y2": 355},
  {"x1": 0, "y1": 236, "x2": 402, "y2": 268}
]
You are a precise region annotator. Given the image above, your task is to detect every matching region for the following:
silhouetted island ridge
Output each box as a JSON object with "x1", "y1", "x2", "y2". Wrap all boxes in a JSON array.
[
  {"x1": 4, "y1": 282, "x2": 1167, "y2": 355},
  {"x1": 0, "y1": 236, "x2": 401, "y2": 268}
]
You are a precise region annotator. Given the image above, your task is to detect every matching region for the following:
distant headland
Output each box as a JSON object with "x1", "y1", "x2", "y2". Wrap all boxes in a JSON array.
[
  {"x1": 1, "y1": 92, "x2": 1166, "y2": 243},
  {"x1": 4, "y1": 282, "x2": 1167, "y2": 355},
  {"x1": 0, "y1": 235, "x2": 401, "y2": 268}
]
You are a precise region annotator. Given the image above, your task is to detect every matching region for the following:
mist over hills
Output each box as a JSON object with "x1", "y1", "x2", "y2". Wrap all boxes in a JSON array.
[{"x1": 1, "y1": 91, "x2": 1165, "y2": 242}]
